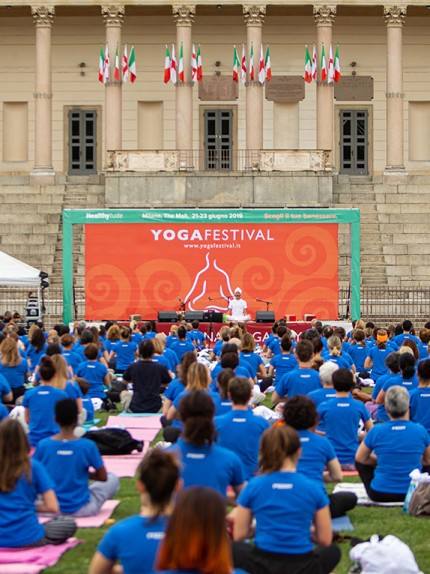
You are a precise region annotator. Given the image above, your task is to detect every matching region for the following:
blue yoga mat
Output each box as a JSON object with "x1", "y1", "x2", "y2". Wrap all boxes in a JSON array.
[{"x1": 331, "y1": 515, "x2": 354, "y2": 532}]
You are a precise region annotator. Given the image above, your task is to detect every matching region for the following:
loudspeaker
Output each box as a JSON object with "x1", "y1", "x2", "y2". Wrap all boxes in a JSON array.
[
  {"x1": 203, "y1": 311, "x2": 224, "y2": 323},
  {"x1": 184, "y1": 311, "x2": 204, "y2": 322},
  {"x1": 255, "y1": 311, "x2": 275, "y2": 323},
  {"x1": 158, "y1": 311, "x2": 178, "y2": 323}
]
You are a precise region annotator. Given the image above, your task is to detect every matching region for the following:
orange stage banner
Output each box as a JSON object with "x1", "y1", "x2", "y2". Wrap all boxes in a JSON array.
[{"x1": 84, "y1": 222, "x2": 338, "y2": 320}]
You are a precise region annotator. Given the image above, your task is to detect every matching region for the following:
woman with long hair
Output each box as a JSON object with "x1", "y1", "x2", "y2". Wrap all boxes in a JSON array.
[
  {"x1": 325, "y1": 335, "x2": 355, "y2": 371},
  {"x1": 410, "y1": 359, "x2": 430, "y2": 433},
  {"x1": 23, "y1": 356, "x2": 68, "y2": 447},
  {"x1": 162, "y1": 351, "x2": 196, "y2": 416},
  {"x1": 233, "y1": 424, "x2": 340, "y2": 574},
  {"x1": 26, "y1": 327, "x2": 47, "y2": 374},
  {"x1": 376, "y1": 348, "x2": 418, "y2": 409},
  {"x1": 0, "y1": 418, "x2": 76, "y2": 547},
  {"x1": 348, "y1": 328, "x2": 369, "y2": 374},
  {"x1": 0, "y1": 336, "x2": 29, "y2": 402},
  {"x1": 89, "y1": 449, "x2": 181, "y2": 574},
  {"x1": 165, "y1": 362, "x2": 211, "y2": 422},
  {"x1": 49, "y1": 354, "x2": 85, "y2": 423}
]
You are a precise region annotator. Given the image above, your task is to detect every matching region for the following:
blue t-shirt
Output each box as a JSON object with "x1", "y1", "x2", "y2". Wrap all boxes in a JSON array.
[
  {"x1": 410, "y1": 388, "x2": 430, "y2": 433},
  {"x1": 98, "y1": 514, "x2": 168, "y2": 574},
  {"x1": 238, "y1": 471, "x2": 328, "y2": 554},
  {"x1": 114, "y1": 341, "x2": 138, "y2": 371},
  {"x1": 392, "y1": 333, "x2": 420, "y2": 346},
  {"x1": 0, "y1": 360, "x2": 28, "y2": 389},
  {"x1": 170, "y1": 438, "x2": 244, "y2": 496},
  {"x1": 170, "y1": 340, "x2": 195, "y2": 363},
  {"x1": 307, "y1": 388, "x2": 338, "y2": 431},
  {"x1": 34, "y1": 437, "x2": 103, "y2": 514},
  {"x1": 210, "y1": 364, "x2": 252, "y2": 388},
  {"x1": 215, "y1": 409, "x2": 269, "y2": 479},
  {"x1": 321, "y1": 354, "x2": 352, "y2": 370},
  {"x1": 276, "y1": 368, "x2": 321, "y2": 398},
  {"x1": 364, "y1": 420, "x2": 430, "y2": 493},
  {"x1": 82, "y1": 396, "x2": 95, "y2": 422},
  {"x1": 382, "y1": 373, "x2": 418, "y2": 393},
  {"x1": 0, "y1": 459, "x2": 54, "y2": 547},
  {"x1": 317, "y1": 395, "x2": 370, "y2": 464},
  {"x1": 0, "y1": 373, "x2": 11, "y2": 399},
  {"x1": 240, "y1": 351, "x2": 264, "y2": 378},
  {"x1": 62, "y1": 349, "x2": 83, "y2": 374},
  {"x1": 348, "y1": 344, "x2": 369, "y2": 372},
  {"x1": 163, "y1": 348, "x2": 178, "y2": 371},
  {"x1": 0, "y1": 403, "x2": 8, "y2": 420},
  {"x1": 75, "y1": 360, "x2": 108, "y2": 399},
  {"x1": 189, "y1": 329, "x2": 206, "y2": 347},
  {"x1": 164, "y1": 379, "x2": 186, "y2": 402},
  {"x1": 418, "y1": 342, "x2": 429, "y2": 361},
  {"x1": 23, "y1": 385, "x2": 68, "y2": 447},
  {"x1": 270, "y1": 353, "x2": 298, "y2": 380},
  {"x1": 26, "y1": 344, "x2": 48, "y2": 373},
  {"x1": 151, "y1": 355, "x2": 172, "y2": 372},
  {"x1": 368, "y1": 346, "x2": 391, "y2": 380},
  {"x1": 297, "y1": 429, "x2": 337, "y2": 493},
  {"x1": 372, "y1": 372, "x2": 398, "y2": 421}
]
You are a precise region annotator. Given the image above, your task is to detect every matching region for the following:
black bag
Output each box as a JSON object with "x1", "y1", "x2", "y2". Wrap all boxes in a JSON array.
[
  {"x1": 84, "y1": 428, "x2": 144, "y2": 455},
  {"x1": 106, "y1": 380, "x2": 127, "y2": 403}
]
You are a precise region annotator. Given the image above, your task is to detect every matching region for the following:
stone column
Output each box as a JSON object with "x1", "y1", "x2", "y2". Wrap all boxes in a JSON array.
[
  {"x1": 244, "y1": 4, "x2": 266, "y2": 160},
  {"x1": 384, "y1": 5, "x2": 407, "y2": 176},
  {"x1": 102, "y1": 5, "x2": 124, "y2": 160},
  {"x1": 173, "y1": 4, "x2": 195, "y2": 162},
  {"x1": 31, "y1": 6, "x2": 55, "y2": 179},
  {"x1": 314, "y1": 4, "x2": 336, "y2": 160}
]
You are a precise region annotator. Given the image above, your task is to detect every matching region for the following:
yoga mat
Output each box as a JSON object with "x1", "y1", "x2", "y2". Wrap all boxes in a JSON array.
[
  {"x1": 109, "y1": 415, "x2": 163, "y2": 429},
  {"x1": 39, "y1": 500, "x2": 121, "y2": 528},
  {"x1": 0, "y1": 538, "x2": 81, "y2": 574},
  {"x1": 333, "y1": 483, "x2": 404, "y2": 507},
  {"x1": 342, "y1": 470, "x2": 359, "y2": 476},
  {"x1": 119, "y1": 412, "x2": 162, "y2": 418},
  {"x1": 331, "y1": 515, "x2": 354, "y2": 532},
  {"x1": 103, "y1": 450, "x2": 149, "y2": 477}
]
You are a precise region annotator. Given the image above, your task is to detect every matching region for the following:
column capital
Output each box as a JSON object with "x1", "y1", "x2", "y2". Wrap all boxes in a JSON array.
[
  {"x1": 384, "y1": 5, "x2": 407, "y2": 26},
  {"x1": 31, "y1": 6, "x2": 55, "y2": 27},
  {"x1": 313, "y1": 4, "x2": 336, "y2": 26},
  {"x1": 172, "y1": 5, "x2": 195, "y2": 26},
  {"x1": 243, "y1": 5, "x2": 266, "y2": 26},
  {"x1": 101, "y1": 4, "x2": 125, "y2": 26}
]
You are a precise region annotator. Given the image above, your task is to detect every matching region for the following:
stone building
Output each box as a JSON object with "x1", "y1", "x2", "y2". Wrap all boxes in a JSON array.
[{"x1": 0, "y1": 1, "x2": 429, "y2": 296}]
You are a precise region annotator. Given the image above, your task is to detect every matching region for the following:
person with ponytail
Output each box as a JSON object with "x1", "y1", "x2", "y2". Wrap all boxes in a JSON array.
[
  {"x1": 408, "y1": 359, "x2": 430, "y2": 433},
  {"x1": 376, "y1": 348, "x2": 418, "y2": 408},
  {"x1": 233, "y1": 424, "x2": 340, "y2": 574},
  {"x1": 23, "y1": 356, "x2": 68, "y2": 447},
  {"x1": 323, "y1": 335, "x2": 355, "y2": 371},
  {"x1": 0, "y1": 419, "x2": 76, "y2": 548},
  {"x1": 364, "y1": 328, "x2": 391, "y2": 381},
  {"x1": 89, "y1": 450, "x2": 181, "y2": 574},
  {"x1": 170, "y1": 390, "x2": 245, "y2": 498},
  {"x1": 156, "y1": 486, "x2": 247, "y2": 574}
]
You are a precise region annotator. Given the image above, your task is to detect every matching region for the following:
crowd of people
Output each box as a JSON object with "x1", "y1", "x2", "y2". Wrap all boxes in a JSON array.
[{"x1": 0, "y1": 309, "x2": 429, "y2": 573}]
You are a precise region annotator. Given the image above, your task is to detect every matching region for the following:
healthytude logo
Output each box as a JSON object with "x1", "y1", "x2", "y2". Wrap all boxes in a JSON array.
[{"x1": 85, "y1": 212, "x2": 123, "y2": 220}]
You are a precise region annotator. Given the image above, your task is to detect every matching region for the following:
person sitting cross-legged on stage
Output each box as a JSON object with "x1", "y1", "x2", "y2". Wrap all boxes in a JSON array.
[{"x1": 226, "y1": 288, "x2": 251, "y2": 322}]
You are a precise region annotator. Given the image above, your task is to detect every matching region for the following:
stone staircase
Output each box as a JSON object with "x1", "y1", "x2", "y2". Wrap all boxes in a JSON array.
[{"x1": 333, "y1": 178, "x2": 388, "y2": 286}]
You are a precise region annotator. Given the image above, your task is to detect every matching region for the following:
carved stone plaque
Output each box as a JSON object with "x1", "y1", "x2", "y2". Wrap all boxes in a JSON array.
[
  {"x1": 334, "y1": 76, "x2": 374, "y2": 101},
  {"x1": 198, "y1": 76, "x2": 238, "y2": 101},
  {"x1": 265, "y1": 76, "x2": 305, "y2": 102}
]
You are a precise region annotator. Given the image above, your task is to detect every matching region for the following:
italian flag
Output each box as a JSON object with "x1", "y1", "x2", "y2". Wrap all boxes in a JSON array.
[
  {"x1": 129, "y1": 45, "x2": 136, "y2": 83},
  {"x1": 304, "y1": 45, "x2": 312, "y2": 83},
  {"x1": 258, "y1": 43, "x2": 266, "y2": 84},
  {"x1": 311, "y1": 44, "x2": 317, "y2": 81},
  {"x1": 122, "y1": 44, "x2": 129, "y2": 83},
  {"x1": 265, "y1": 45, "x2": 272, "y2": 81},
  {"x1": 164, "y1": 45, "x2": 171, "y2": 84},
  {"x1": 178, "y1": 43, "x2": 184, "y2": 83},
  {"x1": 328, "y1": 43, "x2": 334, "y2": 84},
  {"x1": 170, "y1": 44, "x2": 177, "y2": 84},
  {"x1": 103, "y1": 44, "x2": 110, "y2": 84},
  {"x1": 334, "y1": 45, "x2": 341, "y2": 83},
  {"x1": 197, "y1": 44, "x2": 203, "y2": 82},
  {"x1": 191, "y1": 43, "x2": 197, "y2": 83},
  {"x1": 233, "y1": 45, "x2": 240, "y2": 82},
  {"x1": 249, "y1": 42, "x2": 255, "y2": 81},
  {"x1": 241, "y1": 44, "x2": 247, "y2": 85},
  {"x1": 98, "y1": 46, "x2": 104, "y2": 83},
  {"x1": 114, "y1": 46, "x2": 120, "y2": 81},
  {"x1": 320, "y1": 42, "x2": 327, "y2": 82}
]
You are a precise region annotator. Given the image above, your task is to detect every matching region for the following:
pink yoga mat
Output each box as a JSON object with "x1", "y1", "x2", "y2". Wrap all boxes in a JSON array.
[
  {"x1": 103, "y1": 449, "x2": 149, "y2": 477},
  {"x1": 107, "y1": 415, "x2": 162, "y2": 429},
  {"x1": 0, "y1": 538, "x2": 81, "y2": 574},
  {"x1": 39, "y1": 500, "x2": 120, "y2": 528}
]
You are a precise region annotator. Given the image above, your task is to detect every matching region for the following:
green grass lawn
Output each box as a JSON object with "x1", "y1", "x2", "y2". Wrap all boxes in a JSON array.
[{"x1": 43, "y1": 407, "x2": 430, "y2": 574}]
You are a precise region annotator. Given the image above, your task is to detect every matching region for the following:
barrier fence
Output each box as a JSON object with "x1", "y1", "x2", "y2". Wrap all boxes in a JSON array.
[{"x1": 1, "y1": 286, "x2": 430, "y2": 328}]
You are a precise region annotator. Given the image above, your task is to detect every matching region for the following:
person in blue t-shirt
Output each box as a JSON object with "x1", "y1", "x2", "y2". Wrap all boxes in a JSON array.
[
  {"x1": 375, "y1": 350, "x2": 418, "y2": 414},
  {"x1": 89, "y1": 449, "x2": 181, "y2": 574},
  {"x1": 156, "y1": 486, "x2": 247, "y2": 574},
  {"x1": 75, "y1": 377, "x2": 95, "y2": 423},
  {"x1": 410, "y1": 359, "x2": 430, "y2": 434},
  {"x1": 162, "y1": 351, "x2": 196, "y2": 417},
  {"x1": 0, "y1": 372, "x2": 12, "y2": 404},
  {"x1": 34, "y1": 399, "x2": 119, "y2": 516},
  {"x1": 371, "y1": 351, "x2": 401, "y2": 422},
  {"x1": 23, "y1": 356, "x2": 68, "y2": 447},
  {"x1": 317, "y1": 368, "x2": 373, "y2": 468},
  {"x1": 364, "y1": 329, "x2": 392, "y2": 381},
  {"x1": 418, "y1": 328, "x2": 430, "y2": 361},
  {"x1": 169, "y1": 390, "x2": 245, "y2": 498},
  {"x1": 268, "y1": 335, "x2": 298, "y2": 381},
  {"x1": 188, "y1": 320, "x2": 207, "y2": 350},
  {"x1": 0, "y1": 337, "x2": 29, "y2": 403},
  {"x1": 392, "y1": 319, "x2": 420, "y2": 347},
  {"x1": 283, "y1": 394, "x2": 357, "y2": 519},
  {"x1": 348, "y1": 329, "x2": 369, "y2": 374},
  {"x1": 215, "y1": 377, "x2": 269, "y2": 480},
  {"x1": 214, "y1": 368, "x2": 234, "y2": 415},
  {"x1": 170, "y1": 326, "x2": 196, "y2": 363},
  {"x1": 61, "y1": 333, "x2": 83, "y2": 375},
  {"x1": 239, "y1": 333, "x2": 266, "y2": 379},
  {"x1": 0, "y1": 418, "x2": 76, "y2": 548},
  {"x1": 26, "y1": 328, "x2": 48, "y2": 374},
  {"x1": 272, "y1": 339, "x2": 321, "y2": 406},
  {"x1": 75, "y1": 343, "x2": 111, "y2": 401},
  {"x1": 356, "y1": 385, "x2": 430, "y2": 502},
  {"x1": 113, "y1": 327, "x2": 138, "y2": 374},
  {"x1": 233, "y1": 424, "x2": 340, "y2": 574}
]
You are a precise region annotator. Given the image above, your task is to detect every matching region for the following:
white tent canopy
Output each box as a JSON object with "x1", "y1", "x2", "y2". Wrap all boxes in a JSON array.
[{"x1": 0, "y1": 250, "x2": 41, "y2": 287}]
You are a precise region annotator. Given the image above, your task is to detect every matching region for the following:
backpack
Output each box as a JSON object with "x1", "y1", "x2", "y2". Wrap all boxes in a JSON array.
[
  {"x1": 84, "y1": 428, "x2": 144, "y2": 455},
  {"x1": 409, "y1": 482, "x2": 430, "y2": 517}
]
